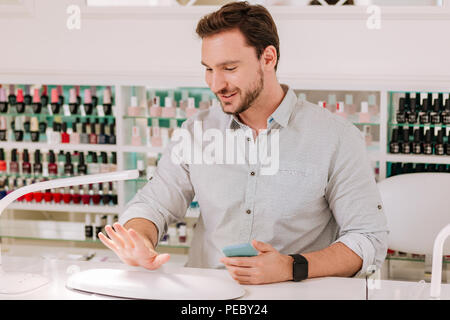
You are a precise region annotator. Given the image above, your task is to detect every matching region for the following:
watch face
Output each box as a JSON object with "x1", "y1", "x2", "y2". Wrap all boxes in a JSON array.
[{"x1": 291, "y1": 254, "x2": 308, "y2": 282}]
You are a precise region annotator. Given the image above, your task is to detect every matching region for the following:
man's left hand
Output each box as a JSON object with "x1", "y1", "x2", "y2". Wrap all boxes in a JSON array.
[{"x1": 220, "y1": 240, "x2": 294, "y2": 285}]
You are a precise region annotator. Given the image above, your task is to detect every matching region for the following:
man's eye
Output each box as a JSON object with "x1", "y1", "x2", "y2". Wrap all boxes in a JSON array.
[
  {"x1": 206, "y1": 68, "x2": 212, "y2": 72},
  {"x1": 225, "y1": 67, "x2": 236, "y2": 71}
]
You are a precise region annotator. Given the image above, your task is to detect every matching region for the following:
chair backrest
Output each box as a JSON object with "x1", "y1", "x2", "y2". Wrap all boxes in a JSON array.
[{"x1": 377, "y1": 172, "x2": 450, "y2": 255}]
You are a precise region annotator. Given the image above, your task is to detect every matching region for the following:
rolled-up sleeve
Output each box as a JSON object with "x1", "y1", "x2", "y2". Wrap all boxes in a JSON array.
[
  {"x1": 325, "y1": 123, "x2": 389, "y2": 277},
  {"x1": 119, "y1": 122, "x2": 195, "y2": 244}
]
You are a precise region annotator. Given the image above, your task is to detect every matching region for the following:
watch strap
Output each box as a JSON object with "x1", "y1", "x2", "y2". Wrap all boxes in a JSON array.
[{"x1": 289, "y1": 254, "x2": 308, "y2": 282}]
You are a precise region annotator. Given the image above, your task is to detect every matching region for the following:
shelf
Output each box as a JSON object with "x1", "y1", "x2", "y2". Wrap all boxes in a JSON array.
[
  {"x1": 389, "y1": 122, "x2": 450, "y2": 128},
  {"x1": 0, "y1": 112, "x2": 115, "y2": 121},
  {"x1": 386, "y1": 154, "x2": 450, "y2": 165},
  {"x1": 7, "y1": 202, "x2": 120, "y2": 214},
  {"x1": 0, "y1": 141, "x2": 118, "y2": 152},
  {"x1": 386, "y1": 255, "x2": 450, "y2": 264}
]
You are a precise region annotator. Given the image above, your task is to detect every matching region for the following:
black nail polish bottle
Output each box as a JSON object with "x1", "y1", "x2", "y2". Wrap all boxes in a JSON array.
[
  {"x1": 412, "y1": 129, "x2": 422, "y2": 154},
  {"x1": 33, "y1": 150, "x2": 43, "y2": 175},
  {"x1": 389, "y1": 128, "x2": 400, "y2": 154},
  {"x1": 396, "y1": 98, "x2": 406, "y2": 124},
  {"x1": 415, "y1": 163, "x2": 425, "y2": 173},
  {"x1": 407, "y1": 98, "x2": 417, "y2": 124},
  {"x1": 435, "y1": 130, "x2": 445, "y2": 155},
  {"x1": 423, "y1": 130, "x2": 433, "y2": 155},
  {"x1": 419, "y1": 99, "x2": 431, "y2": 124},
  {"x1": 401, "y1": 129, "x2": 411, "y2": 154},
  {"x1": 402, "y1": 163, "x2": 413, "y2": 174},
  {"x1": 426, "y1": 163, "x2": 436, "y2": 172},
  {"x1": 437, "y1": 164, "x2": 446, "y2": 172},
  {"x1": 431, "y1": 98, "x2": 442, "y2": 124},
  {"x1": 442, "y1": 99, "x2": 450, "y2": 125}
]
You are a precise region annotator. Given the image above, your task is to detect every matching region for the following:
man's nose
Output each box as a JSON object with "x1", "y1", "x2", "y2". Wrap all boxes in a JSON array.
[{"x1": 210, "y1": 72, "x2": 227, "y2": 94}]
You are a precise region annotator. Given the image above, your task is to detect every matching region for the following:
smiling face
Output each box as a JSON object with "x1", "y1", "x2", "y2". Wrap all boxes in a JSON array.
[{"x1": 201, "y1": 29, "x2": 265, "y2": 116}]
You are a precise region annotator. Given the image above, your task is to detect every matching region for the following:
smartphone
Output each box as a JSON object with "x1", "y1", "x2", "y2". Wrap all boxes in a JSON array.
[{"x1": 222, "y1": 243, "x2": 258, "y2": 257}]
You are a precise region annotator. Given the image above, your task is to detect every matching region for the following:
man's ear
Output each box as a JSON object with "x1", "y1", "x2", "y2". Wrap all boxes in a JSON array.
[{"x1": 260, "y1": 45, "x2": 278, "y2": 71}]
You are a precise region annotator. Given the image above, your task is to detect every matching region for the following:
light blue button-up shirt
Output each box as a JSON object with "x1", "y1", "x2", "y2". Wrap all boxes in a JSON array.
[{"x1": 120, "y1": 84, "x2": 389, "y2": 276}]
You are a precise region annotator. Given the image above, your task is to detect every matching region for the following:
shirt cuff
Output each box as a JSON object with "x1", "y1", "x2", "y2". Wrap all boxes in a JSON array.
[
  {"x1": 333, "y1": 233, "x2": 380, "y2": 278},
  {"x1": 118, "y1": 204, "x2": 168, "y2": 245}
]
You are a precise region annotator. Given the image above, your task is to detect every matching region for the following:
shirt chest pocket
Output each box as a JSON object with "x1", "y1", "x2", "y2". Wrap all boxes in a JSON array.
[{"x1": 256, "y1": 163, "x2": 326, "y2": 217}]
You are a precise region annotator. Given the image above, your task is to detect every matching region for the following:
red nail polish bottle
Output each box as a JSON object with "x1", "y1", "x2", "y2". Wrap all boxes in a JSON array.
[
  {"x1": 34, "y1": 189, "x2": 44, "y2": 203},
  {"x1": 61, "y1": 122, "x2": 70, "y2": 144},
  {"x1": 53, "y1": 188, "x2": 63, "y2": 204},
  {"x1": 63, "y1": 186, "x2": 72, "y2": 204},
  {"x1": 48, "y1": 150, "x2": 58, "y2": 177},
  {"x1": 44, "y1": 189, "x2": 53, "y2": 203},
  {"x1": 72, "y1": 186, "x2": 81, "y2": 204},
  {"x1": 92, "y1": 183, "x2": 101, "y2": 205},
  {"x1": 81, "y1": 185, "x2": 91, "y2": 205}
]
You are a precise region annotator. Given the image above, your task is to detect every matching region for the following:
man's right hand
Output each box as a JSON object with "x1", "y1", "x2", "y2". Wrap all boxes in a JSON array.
[{"x1": 98, "y1": 223, "x2": 170, "y2": 270}]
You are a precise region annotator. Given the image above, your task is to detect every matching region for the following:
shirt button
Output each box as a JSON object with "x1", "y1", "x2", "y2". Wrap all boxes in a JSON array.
[
  {"x1": 246, "y1": 209, "x2": 251, "y2": 214},
  {"x1": 250, "y1": 171, "x2": 255, "y2": 176},
  {"x1": 247, "y1": 137, "x2": 251, "y2": 142},
  {"x1": 377, "y1": 205, "x2": 382, "y2": 210}
]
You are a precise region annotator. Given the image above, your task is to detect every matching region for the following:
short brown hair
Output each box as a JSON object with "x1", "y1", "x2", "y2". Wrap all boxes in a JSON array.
[{"x1": 196, "y1": 1, "x2": 280, "y2": 71}]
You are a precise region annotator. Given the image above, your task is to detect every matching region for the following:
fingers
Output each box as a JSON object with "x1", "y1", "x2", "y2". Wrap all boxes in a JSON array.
[
  {"x1": 104, "y1": 225, "x2": 125, "y2": 248},
  {"x1": 98, "y1": 232, "x2": 118, "y2": 252},
  {"x1": 251, "y1": 240, "x2": 275, "y2": 253},
  {"x1": 113, "y1": 223, "x2": 136, "y2": 249},
  {"x1": 220, "y1": 257, "x2": 256, "y2": 268}
]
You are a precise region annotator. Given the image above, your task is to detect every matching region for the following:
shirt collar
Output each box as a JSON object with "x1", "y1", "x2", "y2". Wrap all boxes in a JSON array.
[{"x1": 227, "y1": 84, "x2": 297, "y2": 130}]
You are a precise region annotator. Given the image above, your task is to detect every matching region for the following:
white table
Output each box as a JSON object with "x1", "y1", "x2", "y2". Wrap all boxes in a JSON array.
[{"x1": 1, "y1": 255, "x2": 450, "y2": 300}]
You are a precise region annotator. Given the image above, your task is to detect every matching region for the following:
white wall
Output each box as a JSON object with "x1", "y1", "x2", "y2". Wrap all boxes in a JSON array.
[{"x1": 0, "y1": 0, "x2": 449, "y2": 90}]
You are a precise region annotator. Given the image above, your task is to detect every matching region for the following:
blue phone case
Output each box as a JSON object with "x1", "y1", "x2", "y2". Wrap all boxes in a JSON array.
[{"x1": 222, "y1": 243, "x2": 258, "y2": 257}]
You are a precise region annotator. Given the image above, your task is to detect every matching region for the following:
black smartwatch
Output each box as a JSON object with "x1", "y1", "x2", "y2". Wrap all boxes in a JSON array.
[{"x1": 289, "y1": 254, "x2": 308, "y2": 282}]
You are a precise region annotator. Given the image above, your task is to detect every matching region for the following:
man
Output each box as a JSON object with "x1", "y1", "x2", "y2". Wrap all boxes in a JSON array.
[{"x1": 99, "y1": 1, "x2": 388, "y2": 285}]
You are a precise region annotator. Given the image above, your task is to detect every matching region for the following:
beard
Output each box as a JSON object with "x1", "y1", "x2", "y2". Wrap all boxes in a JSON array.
[{"x1": 217, "y1": 68, "x2": 264, "y2": 116}]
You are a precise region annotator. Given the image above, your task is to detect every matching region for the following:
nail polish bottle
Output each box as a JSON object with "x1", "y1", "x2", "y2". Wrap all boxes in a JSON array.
[
  {"x1": 335, "y1": 101, "x2": 347, "y2": 119},
  {"x1": 0, "y1": 149, "x2": 6, "y2": 173},
  {"x1": 406, "y1": 98, "x2": 417, "y2": 124},
  {"x1": 363, "y1": 125, "x2": 372, "y2": 146},
  {"x1": 441, "y1": 99, "x2": 450, "y2": 125},
  {"x1": 151, "y1": 119, "x2": 162, "y2": 147},
  {"x1": 57, "y1": 150, "x2": 65, "y2": 176},
  {"x1": 318, "y1": 101, "x2": 326, "y2": 109},
  {"x1": 83, "y1": 89, "x2": 93, "y2": 115},
  {"x1": 177, "y1": 222, "x2": 187, "y2": 243},
  {"x1": 68, "y1": 88, "x2": 79, "y2": 115},
  {"x1": 9, "y1": 149, "x2": 19, "y2": 174},
  {"x1": 108, "y1": 122, "x2": 116, "y2": 145},
  {"x1": 98, "y1": 123, "x2": 108, "y2": 144},
  {"x1": 32, "y1": 88, "x2": 42, "y2": 114},
  {"x1": 137, "y1": 159, "x2": 145, "y2": 178},
  {"x1": 56, "y1": 85, "x2": 65, "y2": 106},
  {"x1": 0, "y1": 87, "x2": 8, "y2": 113},
  {"x1": 48, "y1": 150, "x2": 58, "y2": 176},
  {"x1": 88, "y1": 152, "x2": 100, "y2": 174},
  {"x1": 101, "y1": 183, "x2": 110, "y2": 205},
  {"x1": 103, "y1": 87, "x2": 113, "y2": 116},
  {"x1": 62, "y1": 186, "x2": 72, "y2": 204},
  {"x1": 414, "y1": 163, "x2": 426, "y2": 173},
  {"x1": 146, "y1": 156, "x2": 157, "y2": 180},
  {"x1": 110, "y1": 152, "x2": 117, "y2": 172},
  {"x1": 77, "y1": 152, "x2": 88, "y2": 175},
  {"x1": 30, "y1": 117, "x2": 40, "y2": 142},
  {"x1": 80, "y1": 122, "x2": 89, "y2": 144},
  {"x1": 23, "y1": 116, "x2": 31, "y2": 141},
  {"x1": 94, "y1": 214, "x2": 102, "y2": 239},
  {"x1": 64, "y1": 152, "x2": 74, "y2": 176},
  {"x1": 8, "y1": 85, "x2": 16, "y2": 107},
  {"x1": 435, "y1": 129, "x2": 445, "y2": 155},
  {"x1": 412, "y1": 129, "x2": 422, "y2": 154},
  {"x1": 396, "y1": 98, "x2": 406, "y2": 124},
  {"x1": 423, "y1": 130, "x2": 433, "y2": 155},
  {"x1": 16, "y1": 179, "x2": 26, "y2": 201},
  {"x1": 100, "y1": 152, "x2": 109, "y2": 173},
  {"x1": 61, "y1": 122, "x2": 70, "y2": 144},
  {"x1": 14, "y1": 116, "x2": 24, "y2": 142},
  {"x1": 426, "y1": 163, "x2": 436, "y2": 172},
  {"x1": 85, "y1": 214, "x2": 93, "y2": 239},
  {"x1": 72, "y1": 186, "x2": 81, "y2": 204},
  {"x1": 40, "y1": 85, "x2": 49, "y2": 110},
  {"x1": 186, "y1": 97, "x2": 197, "y2": 118},
  {"x1": 131, "y1": 126, "x2": 141, "y2": 146},
  {"x1": 50, "y1": 88, "x2": 60, "y2": 115},
  {"x1": 149, "y1": 96, "x2": 162, "y2": 117},
  {"x1": 445, "y1": 130, "x2": 450, "y2": 156},
  {"x1": 127, "y1": 96, "x2": 140, "y2": 117},
  {"x1": 89, "y1": 122, "x2": 97, "y2": 144},
  {"x1": 23, "y1": 180, "x2": 34, "y2": 203},
  {"x1": 92, "y1": 184, "x2": 101, "y2": 205},
  {"x1": 52, "y1": 187, "x2": 63, "y2": 204},
  {"x1": 81, "y1": 185, "x2": 91, "y2": 205},
  {"x1": 44, "y1": 188, "x2": 53, "y2": 203},
  {"x1": 15, "y1": 89, "x2": 25, "y2": 113},
  {"x1": 162, "y1": 97, "x2": 176, "y2": 118},
  {"x1": 70, "y1": 120, "x2": 80, "y2": 144},
  {"x1": 0, "y1": 116, "x2": 7, "y2": 141},
  {"x1": 24, "y1": 85, "x2": 32, "y2": 113},
  {"x1": 33, "y1": 150, "x2": 43, "y2": 176},
  {"x1": 109, "y1": 182, "x2": 118, "y2": 205},
  {"x1": 400, "y1": 129, "x2": 411, "y2": 154},
  {"x1": 22, "y1": 149, "x2": 31, "y2": 174},
  {"x1": 358, "y1": 101, "x2": 371, "y2": 123},
  {"x1": 431, "y1": 98, "x2": 442, "y2": 124},
  {"x1": 419, "y1": 98, "x2": 431, "y2": 124}
]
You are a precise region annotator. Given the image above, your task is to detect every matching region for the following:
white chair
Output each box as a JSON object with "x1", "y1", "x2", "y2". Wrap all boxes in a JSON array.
[{"x1": 377, "y1": 172, "x2": 450, "y2": 298}]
